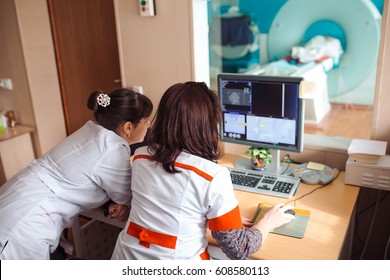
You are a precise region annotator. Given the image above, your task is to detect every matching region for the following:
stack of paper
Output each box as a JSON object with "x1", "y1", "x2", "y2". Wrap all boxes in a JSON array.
[{"x1": 348, "y1": 139, "x2": 387, "y2": 164}]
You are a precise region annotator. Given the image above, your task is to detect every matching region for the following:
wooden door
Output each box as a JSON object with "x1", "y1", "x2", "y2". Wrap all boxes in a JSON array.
[
  {"x1": 48, "y1": 0, "x2": 122, "y2": 134},
  {"x1": 0, "y1": 156, "x2": 6, "y2": 186}
]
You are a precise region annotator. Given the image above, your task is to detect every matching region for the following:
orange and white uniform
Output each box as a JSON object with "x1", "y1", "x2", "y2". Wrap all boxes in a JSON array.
[{"x1": 111, "y1": 146, "x2": 243, "y2": 260}]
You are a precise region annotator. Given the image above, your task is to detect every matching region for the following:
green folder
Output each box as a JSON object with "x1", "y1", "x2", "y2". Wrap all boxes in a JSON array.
[{"x1": 253, "y1": 203, "x2": 310, "y2": 239}]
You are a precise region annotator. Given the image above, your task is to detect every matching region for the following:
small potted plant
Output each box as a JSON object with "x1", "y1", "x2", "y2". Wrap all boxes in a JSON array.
[{"x1": 245, "y1": 146, "x2": 272, "y2": 171}]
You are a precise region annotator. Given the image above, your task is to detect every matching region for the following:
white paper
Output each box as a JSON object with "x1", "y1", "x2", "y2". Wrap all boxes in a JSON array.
[{"x1": 348, "y1": 139, "x2": 387, "y2": 156}]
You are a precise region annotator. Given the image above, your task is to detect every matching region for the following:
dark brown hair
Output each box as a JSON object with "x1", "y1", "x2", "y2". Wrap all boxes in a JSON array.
[
  {"x1": 148, "y1": 81, "x2": 222, "y2": 173},
  {"x1": 87, "y1": 88, "x2": 153, "y2": 131}
]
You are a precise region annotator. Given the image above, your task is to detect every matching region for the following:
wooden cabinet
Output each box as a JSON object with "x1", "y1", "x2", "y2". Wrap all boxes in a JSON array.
[{"x1": 0, "y1": 126, "x2": 35, "y2": 182}]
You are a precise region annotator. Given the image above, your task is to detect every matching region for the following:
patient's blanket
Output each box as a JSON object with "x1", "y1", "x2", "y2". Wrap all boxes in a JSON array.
[
  {"x1": 291, "y1": 35, "x2": 343, "y2": 64},
  {"x1": 261, "y1": 60, "x2": 299, "y2": 76}
]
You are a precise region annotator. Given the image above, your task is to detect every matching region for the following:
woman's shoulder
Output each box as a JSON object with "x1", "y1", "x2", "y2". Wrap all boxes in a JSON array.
[
  {"x1": 86, "y1": 121, "x2": 126, "y2": 143},
  {"x1": 133, "y1": 145, "x2": 149, "y2": 156},
  {"x1": 78, "y1": 121, "x2": 129, "y2": 154},
  {"x1": 178, "y1": 152, "x2": 228, "y2": 174}
]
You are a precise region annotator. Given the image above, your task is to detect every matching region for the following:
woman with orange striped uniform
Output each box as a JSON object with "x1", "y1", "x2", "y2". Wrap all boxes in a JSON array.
[{"x1": 111, "y1": 82, "x2": 294, "y2": 260}]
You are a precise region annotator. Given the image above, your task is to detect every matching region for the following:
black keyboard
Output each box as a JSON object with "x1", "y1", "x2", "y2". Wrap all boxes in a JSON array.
[{"x1": 229, "y1": 168, "x2": 300, "y2": 198}]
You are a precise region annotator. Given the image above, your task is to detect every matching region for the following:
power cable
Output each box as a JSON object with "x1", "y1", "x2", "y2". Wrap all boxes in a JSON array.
[{"x1": 286, "y1": 168, "x2": 340, "y2": 206}]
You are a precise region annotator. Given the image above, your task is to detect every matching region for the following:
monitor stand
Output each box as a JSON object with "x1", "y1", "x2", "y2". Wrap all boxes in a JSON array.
[{"x1": 234, "y1": 149, "x2": 287, "y2": 175}]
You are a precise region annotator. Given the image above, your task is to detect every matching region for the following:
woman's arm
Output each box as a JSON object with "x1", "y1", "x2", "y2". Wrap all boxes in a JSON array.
[
  {"x1": 211, "y1": 204, "x2": 295, "y2": 260},
  {"x1": 211, "y1": 227, "x2": 263, "y2": 260}
]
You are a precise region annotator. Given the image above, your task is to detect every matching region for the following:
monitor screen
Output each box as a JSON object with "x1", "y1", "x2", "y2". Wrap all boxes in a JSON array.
[{"x1": 218, "y1": 73, "x2": 304, "y2": 153}]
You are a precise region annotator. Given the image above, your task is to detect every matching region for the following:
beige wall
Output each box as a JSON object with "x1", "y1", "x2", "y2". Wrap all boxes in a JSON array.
[
  {"x1": 115, "y1": 0, "x2": 194, "y2": 113},
  {"x1": 0, "y1": 0, "x2": 66, "y2": 156},
  {"x1": 0, "y1": 0, "x2": 35, "y2": 142},
  {"x1": 1, "y1": 0, "x2": 390, "y2": 168},
  {"x1": 15, "y1": 0, "x2": 67, "y2": 156},
  {"x1": 1, "y1": 0, "x2": 196, "y2": 157},
  {"x1": 372, "y1": 0, "x2": 390, "y2": 148}
]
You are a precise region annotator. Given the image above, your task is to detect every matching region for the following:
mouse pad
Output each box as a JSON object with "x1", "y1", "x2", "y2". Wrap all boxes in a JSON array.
[{"x1": 253, "y1": 203, "x2": 310, "y2": 239}]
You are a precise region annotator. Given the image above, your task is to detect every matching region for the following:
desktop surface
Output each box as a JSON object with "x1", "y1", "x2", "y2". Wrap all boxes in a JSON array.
[{"x1": 210, "y1": 153, "x2": 360, "y2": 260}]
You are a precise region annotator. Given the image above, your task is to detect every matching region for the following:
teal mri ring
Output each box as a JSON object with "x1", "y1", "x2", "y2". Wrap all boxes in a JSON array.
[{"x1": 267, "y1": 0, "x2": 381, "y2": 96}]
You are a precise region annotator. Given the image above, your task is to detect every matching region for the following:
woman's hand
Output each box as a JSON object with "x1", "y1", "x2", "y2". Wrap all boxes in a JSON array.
[
  {"x1": 241, "y1": 216, "x2": 255, "y2": 228},
  {"x1": 108, "y1": 204, "x2": 130, "y2": 222},
  {"x1": 253, "y1": 203, "x2": 295, "y2": 240}
]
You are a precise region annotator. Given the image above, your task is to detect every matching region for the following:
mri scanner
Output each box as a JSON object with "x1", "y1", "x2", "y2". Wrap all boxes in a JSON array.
[{"x1": 212, "y1": 0, "x2": 382, "y2": 124}]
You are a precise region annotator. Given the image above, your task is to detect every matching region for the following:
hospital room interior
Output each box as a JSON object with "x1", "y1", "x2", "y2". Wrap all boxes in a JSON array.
[{"x1": 0, "y1": 0, "x2": 390, "y2": 260}]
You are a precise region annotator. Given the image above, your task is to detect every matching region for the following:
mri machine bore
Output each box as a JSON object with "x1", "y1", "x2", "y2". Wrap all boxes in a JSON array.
[{"x1": 209, "y1": 0, "x2": 382, "y2": 125}]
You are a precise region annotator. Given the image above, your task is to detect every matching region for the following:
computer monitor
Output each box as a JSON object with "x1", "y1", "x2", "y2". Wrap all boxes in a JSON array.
[{"x1": 217, "y1": 73, "x2": 305, "y2": 174}]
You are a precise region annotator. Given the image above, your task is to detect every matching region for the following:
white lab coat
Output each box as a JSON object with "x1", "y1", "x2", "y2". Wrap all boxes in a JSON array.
[
  {"x1": 111, "y1": 146, "x2": 242, "y2": 260},
  {"x1": 0, "y1": 121, "x2": 132, "y2": 259}
]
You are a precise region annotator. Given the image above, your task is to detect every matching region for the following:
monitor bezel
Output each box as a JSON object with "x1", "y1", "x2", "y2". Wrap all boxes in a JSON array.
[{"x1": 217, "y1": 73, "x2": 305, "y2": 153}]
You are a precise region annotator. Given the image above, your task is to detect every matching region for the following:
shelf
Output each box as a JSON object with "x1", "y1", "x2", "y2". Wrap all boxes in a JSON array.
[{"x1": 0, "y1": 125, "x2": 34, "y2": 142}]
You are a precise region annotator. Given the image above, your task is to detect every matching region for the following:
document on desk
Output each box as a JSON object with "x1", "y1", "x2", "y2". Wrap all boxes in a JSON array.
[
  {"x1": 348, "y1": 138, "x2": 387, "y2": 164},
  {"x1": 253, "y1": 203, "x2": 310, "y2": 239}
]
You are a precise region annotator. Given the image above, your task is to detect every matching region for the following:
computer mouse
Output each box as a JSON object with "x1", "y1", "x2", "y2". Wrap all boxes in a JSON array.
[{"x1": 284, "y1": 209, "x2": 296, "y2": 216}]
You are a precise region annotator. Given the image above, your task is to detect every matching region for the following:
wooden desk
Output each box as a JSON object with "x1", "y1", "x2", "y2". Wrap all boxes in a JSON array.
[
  {"x1": 71, "y1": 154, "x2": 360, "y2": 260},
  {"x1": 212, "y1": 154, "x2": 360, "y2": 260}
]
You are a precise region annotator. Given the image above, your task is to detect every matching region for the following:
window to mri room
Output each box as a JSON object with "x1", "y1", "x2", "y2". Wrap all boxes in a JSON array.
[{"x1": 202, "y1": 0, "x2": 383, "y2": 140}]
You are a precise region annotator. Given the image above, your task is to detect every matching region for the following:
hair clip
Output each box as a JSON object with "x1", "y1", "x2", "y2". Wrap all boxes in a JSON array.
[{"x1": 97, "y1": 93, "x2": 111, "y2": 107}]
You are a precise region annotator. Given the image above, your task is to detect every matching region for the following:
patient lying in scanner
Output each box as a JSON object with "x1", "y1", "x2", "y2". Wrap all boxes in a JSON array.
[
  {"x1": 290, "y1": 35, "x2": 343, "y2": 64},
  {"x1": 262, "y1": 35, "x2": 344, "y2": 76}
]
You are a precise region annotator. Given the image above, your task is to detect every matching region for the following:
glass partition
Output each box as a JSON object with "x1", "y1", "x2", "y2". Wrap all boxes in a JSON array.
[{"x1": 206, "y1": 0, "x2": 383, "y2": 140}]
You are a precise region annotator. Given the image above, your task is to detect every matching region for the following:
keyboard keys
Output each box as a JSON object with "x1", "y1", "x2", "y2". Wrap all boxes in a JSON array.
[
  {"x1": 229, "y1": 168, "x2": 300, "y2": 198},
  {"x1": 230, "y1": 173, "x2": 260, "y2": 188},
  {"x1": 273, "y1": 181, "x2": 293, "y2": 193}
]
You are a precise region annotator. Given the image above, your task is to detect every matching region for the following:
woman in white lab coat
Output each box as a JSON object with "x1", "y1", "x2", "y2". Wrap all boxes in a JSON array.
[{"x1": 0, "y1": 88, "x2": 153, "y2": 260}]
